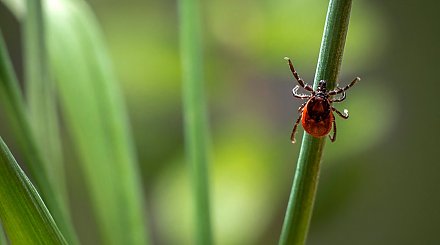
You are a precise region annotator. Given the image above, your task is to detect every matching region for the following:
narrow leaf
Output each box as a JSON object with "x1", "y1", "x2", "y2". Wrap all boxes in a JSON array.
[
  {"x1": 22, "y1": 0, "x2": 78, "y2": 242},
  {"x1": 45, "y1": 0, "x2": 149, "y2": 243},
  {"x1": 0, "y1": 31, "x2": 74, "y2": 243},
  {"x1": 24, "y1": 0, "x2": 66, "y2": 203},
  {"x1": 0, "y1": 137, "x2": 67, "y2": 244}
]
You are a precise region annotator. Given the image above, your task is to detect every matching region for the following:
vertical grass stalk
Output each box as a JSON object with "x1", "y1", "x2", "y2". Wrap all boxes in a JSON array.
[
  {"x1": 179, "y1": 0, "x2": 213, "y2": 244},
  {"x1": 278, "y1": 0, "x2": 354, "y2": 244}
]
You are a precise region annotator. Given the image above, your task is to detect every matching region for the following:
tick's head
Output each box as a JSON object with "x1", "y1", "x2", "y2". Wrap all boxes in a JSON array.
[{"x1": 317, "y1": 80, "x2": 327, "y2": 92}]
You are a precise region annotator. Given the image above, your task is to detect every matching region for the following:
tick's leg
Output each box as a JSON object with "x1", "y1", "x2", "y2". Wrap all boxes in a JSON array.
[
  {"x1": 331, "y1": 91, "x2": 346, "y2": 103},
  {"x1": 292, "y1": 85, "x2": 311, "y2": 99},
  {"x1": 329, "y1": 77, "x2": 360, "y2": 95},
  {"x1": 329, "y1": 118, "x2": 337, "y2": 142},
  {"x1": 284, "y1": 57, "x2": 313, "y2": 92},
  {"x1": 332, "y1": 107, "x2": 349, "y2": 119},
  {"x1": 298, "y1": 102, "x2": 307, "y2": 112},
  {"x1": 291, "y1": 113, "x2": 303, "y2": 144}
]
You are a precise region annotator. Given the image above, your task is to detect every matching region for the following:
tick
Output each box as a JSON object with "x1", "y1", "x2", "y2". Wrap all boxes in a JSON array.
[{"x1": 284, "y1": 57, "x2": 360, "y2": 143}]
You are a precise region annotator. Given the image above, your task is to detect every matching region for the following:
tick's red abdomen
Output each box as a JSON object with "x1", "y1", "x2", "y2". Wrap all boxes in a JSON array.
[{"x1": 301, "y1": 101, "x2": 333, "y2": 137}]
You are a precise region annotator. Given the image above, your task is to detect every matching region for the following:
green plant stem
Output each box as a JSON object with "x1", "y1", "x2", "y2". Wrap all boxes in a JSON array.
[
  {"x1": 179, "y1": 0, "x2": 213, "y2": 244},
  {"x1": 279, "y1": 0, "x2": 353, "y2": 244}
]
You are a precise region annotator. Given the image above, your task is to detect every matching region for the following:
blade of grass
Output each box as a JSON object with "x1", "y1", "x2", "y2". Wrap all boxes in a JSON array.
[
  {"x1": 179, "y1": 0, "x2": 213, "y2": 244},
  {"x1": 24, "y1": 0, "x2": 65, "y2": 202},
  {"x1": 23, "y1": 1, "x2": 78, "y2": 243},
  {"x1": 0, "y1": 32, "x2": 76, "y2": 243},
  {"x1": 278, "y1": 0, "x2": 354, "y2": 244},
  {"x1": 44, "y1": 0, "x2": 149, "y2": 244},
  {"x1": 0, "y1": 137, "x2": 67, "y2": 244}
]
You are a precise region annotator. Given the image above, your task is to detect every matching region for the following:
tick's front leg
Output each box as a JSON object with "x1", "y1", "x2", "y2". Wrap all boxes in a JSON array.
[{"x1": 291, "y1": 113, "x2": 303, "y2": 144}]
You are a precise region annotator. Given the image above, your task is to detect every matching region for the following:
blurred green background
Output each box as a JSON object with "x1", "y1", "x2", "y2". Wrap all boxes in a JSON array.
[{"x1": 1, "y1": 0, "x2": 440, "y2": 244}]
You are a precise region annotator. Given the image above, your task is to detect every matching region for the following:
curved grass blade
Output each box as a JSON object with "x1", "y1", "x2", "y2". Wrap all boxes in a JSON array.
[
  {"x1": 24, "y1": 0, "x2": 65, "y2": 203},
  {"x1": 22, "y1": 0, "x2": 78, "y2": 243},
  {"x1": 45, "y1": 0, "x2": 149, "y2": 243},
  {"x1": 0, "y1": 137, "x2": 67, "y2": 244},
  {"x1": 0, "y1": 32, "x2": 76, "y2": 243}
]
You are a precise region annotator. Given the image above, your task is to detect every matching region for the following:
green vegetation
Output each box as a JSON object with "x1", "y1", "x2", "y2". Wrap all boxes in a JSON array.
[
  {"x1": 0, "y1": 136, "x2": 67, "y2": 244},
  {"x1": 23, "y1": 0, "x2": 77, "y2": 242},
  {"x1": 0, "y1": 0, "x2": 400, "y2": 244},
  {"x1": 179, "y1": 0, "x2": 213, "y2": 243},
  {"x1": 0, "y1": 30, "x2": 75, "y2": 244},
  {"x1": 0, "y1": 0, "x2": 149, "y2": 243},
  {"x1": 279, "y1": 0, "x2": 354, "y2": 244},
  {"x1": 45, "y1": 0, "x2": 149, "y2": 243}
]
